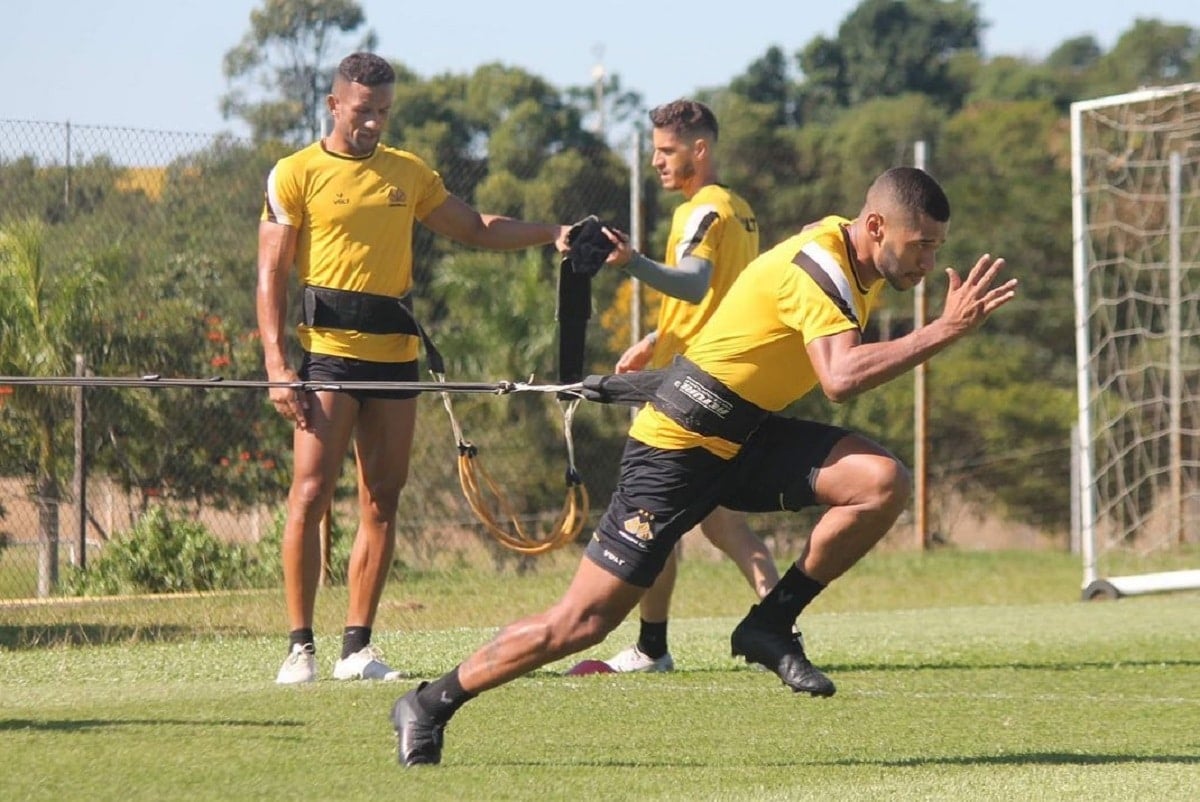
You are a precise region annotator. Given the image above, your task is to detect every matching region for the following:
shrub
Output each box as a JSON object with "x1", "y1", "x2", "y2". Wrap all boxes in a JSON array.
[{"x1": 65, "y1": 506, "x2": 258, "y2": 595}]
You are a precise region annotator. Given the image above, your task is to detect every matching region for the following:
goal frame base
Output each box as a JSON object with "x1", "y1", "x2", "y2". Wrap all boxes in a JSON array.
[{"x1": 1081, "y1": 569, "x2": 1200, "y2": 601}]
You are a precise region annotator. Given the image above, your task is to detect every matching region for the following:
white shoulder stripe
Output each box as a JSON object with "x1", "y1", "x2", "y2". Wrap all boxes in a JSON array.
[
  {"x1": 675, "y1": 203, "x2": 719, "y2": 262},
  {"x1": 800, "y1": 241, "x2": 858, "y2": 319},
  {"x1": 264, "y1": 165, "x2": 294, "y2": 227}
]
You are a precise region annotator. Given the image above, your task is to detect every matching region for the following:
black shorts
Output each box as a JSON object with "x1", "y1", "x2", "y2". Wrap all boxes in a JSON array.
[
  {"x1": 584, "y1": 415, "x2": 850, "y2": 587},
  {"x1": 299, "y1": 353, "x2": 420, "y2": 401}
]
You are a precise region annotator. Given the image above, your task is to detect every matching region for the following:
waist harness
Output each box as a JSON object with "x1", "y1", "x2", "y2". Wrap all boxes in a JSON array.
[
  {"x1": 301, "y1": 284, "x2": 587, "y2": 555},
  {"x1": 301, "y1": 285, "x2": 444, "y2": 374},
  {"x1": 651, "y1": 356, "x2": 769, "y2": 444}
]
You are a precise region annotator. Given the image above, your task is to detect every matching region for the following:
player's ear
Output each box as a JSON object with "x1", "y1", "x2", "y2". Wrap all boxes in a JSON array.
[{"x1": 864, "y1": 211, "x2": 886, "y2": 242}]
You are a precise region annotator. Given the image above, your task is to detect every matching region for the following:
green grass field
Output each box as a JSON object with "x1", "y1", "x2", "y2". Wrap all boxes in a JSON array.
[{"x1": 2, "y1": 550, "x2": 1198, "y2": 801}]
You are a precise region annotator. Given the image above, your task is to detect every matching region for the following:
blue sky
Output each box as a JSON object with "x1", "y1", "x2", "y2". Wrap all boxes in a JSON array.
[{"x1": 4, "y1": 0, "x2": 1197, "y2": 135}]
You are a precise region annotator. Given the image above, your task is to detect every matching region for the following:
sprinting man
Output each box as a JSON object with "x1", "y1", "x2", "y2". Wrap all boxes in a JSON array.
[{"x1": 391, "y1": 166, "x2": 1018, "y2": 765}]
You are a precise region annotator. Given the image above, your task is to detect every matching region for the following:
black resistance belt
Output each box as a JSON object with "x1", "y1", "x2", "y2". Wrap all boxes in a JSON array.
[
  {"x1": 301, "y1": 285, "x2": 445, "y2": 375},
  {"x1": 651, "y1": 356, "x2": 769, "y2": 444}
]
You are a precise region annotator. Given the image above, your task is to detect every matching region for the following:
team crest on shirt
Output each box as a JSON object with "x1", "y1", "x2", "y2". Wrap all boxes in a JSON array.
[
  {"x1": 623, "y1": 509, "x2": 656, "y2": 541},
  {"x1": 387, "y1": 187, "x2": 407, "y2": 206}
]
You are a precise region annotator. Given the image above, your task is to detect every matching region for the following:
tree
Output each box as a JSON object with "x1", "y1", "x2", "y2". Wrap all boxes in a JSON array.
[
  {"x1": 1045, "y1": 35, "x2": 1103, "y2": 73},
  {"x1": 822, "y1": 94, "x2": 947, "y2": 214},
  {"x1": 937, "y1": 98, "x2": 1073, "y2": 355},
  {"x1": 793, "y1": 35, "x2": 849, "y2": 125},
  {"x1": 221, "y1": 0, "x2": 377, "y2": 143},
  {"x1": 699, "y1": 92, "x2": 806, "y2": 247},
  {"x1": 728, "y1": 46, "x2": 794, "y2": 126},
  {"x1": 964, "y1": 56, "x2": 1067, "y2": 107},
  {"x1": 0, "y1": 218, "x2": 104, "y2": 595},
  {"x1": 798, "y1": 0, "x2": 982, "y2": 111},
  {"x1": 925, "y1": 338, "x2": 1076, "y2": 530},
  {"x1": 0, "y1": 140, "x2": 294, "y2": 533},
  {"x1": 563, "y1": 72, "x2": 645, "y2": 141},
  {"x1": 1086, "y1": 19, "x2": 1199, "y2": 95}
]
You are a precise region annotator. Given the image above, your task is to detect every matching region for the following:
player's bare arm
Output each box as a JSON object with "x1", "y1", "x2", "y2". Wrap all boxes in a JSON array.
[
  {"x1": 616, "y1": 334, "x2": 657, "y2": 373},
  {"x1": 255, "y1": 220, "x2": 308, "y2": 428},
  {"x1": 421, "y1": 194, "x2": 569, "y2": 251},
  {"x1": 808, "y1": 254, "x2": 1017, "y2": 402}
]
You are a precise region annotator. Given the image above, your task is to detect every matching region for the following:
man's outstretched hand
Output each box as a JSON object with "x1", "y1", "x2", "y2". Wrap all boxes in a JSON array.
[{"x1": 939, "y1": 254, "x2": 1018, "y2": 338}]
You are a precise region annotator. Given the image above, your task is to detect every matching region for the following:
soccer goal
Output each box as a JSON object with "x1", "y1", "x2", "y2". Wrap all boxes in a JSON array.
[{"x1": 1071, "y1": 83, "x2": 1200, "y2": 600}]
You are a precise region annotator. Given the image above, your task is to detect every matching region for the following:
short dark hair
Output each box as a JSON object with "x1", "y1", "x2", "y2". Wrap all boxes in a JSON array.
[
  {"x1": 336, "y1": 52, "x2": 395, "y2": 87},
  {"x1": 649, "y1": 99, "x2": 719, "y2": 142},
  {"x1": 872, "y1": 167, "x2": 951, "y2": 223}
]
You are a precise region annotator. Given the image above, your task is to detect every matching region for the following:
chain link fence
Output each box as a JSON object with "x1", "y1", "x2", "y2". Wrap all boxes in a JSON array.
[
  {"x1": 0, "y1": 120, "x2": 642, "y2": 603},
  {"x1": 0, "y1": 118, "x2": 1098, "y2": 619}
]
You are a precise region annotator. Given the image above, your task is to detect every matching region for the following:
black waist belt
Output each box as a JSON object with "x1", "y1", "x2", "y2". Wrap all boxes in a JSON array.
[
  {"x1": 302, "y1": 285, "x2": 419, "y2": 336},
  {"x1": 652, "y1": 356, "x2": 768, "y2": 444},
  {"x1": 580, "y1": 370, "x2": 668, "y2": 406},
  {"x1": 301, "y1": 285, "x2": 444, "y2": 374}
]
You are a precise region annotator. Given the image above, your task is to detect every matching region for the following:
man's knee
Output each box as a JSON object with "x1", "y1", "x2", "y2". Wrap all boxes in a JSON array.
[
  {"x1": 290, "y1": 473, "x2": 336, "y2": 512},
  {"x1": 357, "y1": 465, "x2": 408, "y2": 517},
  {"x1": 870, "y1": 456, "x2": 912, "y2": 515}
]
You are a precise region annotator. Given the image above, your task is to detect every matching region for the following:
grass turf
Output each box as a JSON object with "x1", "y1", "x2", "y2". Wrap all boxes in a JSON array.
[{"x1": 2, "y1": 551, "x2": 1198, "y2": 801}]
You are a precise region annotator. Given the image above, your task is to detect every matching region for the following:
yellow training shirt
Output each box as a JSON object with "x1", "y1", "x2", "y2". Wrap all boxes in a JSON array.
[
  {"x1": 262, "y1": 141, "x2": 450, "y2": 362},
  {"x1": 649, "y1": 184, "x2": 759, "y2": 368},
  {"x1": 630, "y1": 215, "x2": 881, "y2": 457}
]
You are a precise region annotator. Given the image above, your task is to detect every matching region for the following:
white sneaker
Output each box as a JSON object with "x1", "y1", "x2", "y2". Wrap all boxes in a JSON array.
[
  {"x1": 605, "y1": 644, "x2": 675, "y2": 673},
  {"x1": 333, "y1": 644, "x2": 403, "y2": 681},
  {"x1": 276, "y1": 643, "x2": 317, "y2": 685}
]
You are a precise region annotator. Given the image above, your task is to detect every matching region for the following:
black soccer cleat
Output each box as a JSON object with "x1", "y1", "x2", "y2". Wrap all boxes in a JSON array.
[
  {"x1": 730, "y1": 608, "x2": 837, "y2": 697},
  {"x1": 391, "y1": 683, "x2": 445, "y2": 767}
]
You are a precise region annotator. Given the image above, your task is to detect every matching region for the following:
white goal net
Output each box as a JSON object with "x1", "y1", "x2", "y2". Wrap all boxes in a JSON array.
[{"x1": 1071, "y1": 83, "x2": 1200, "y2": 599}]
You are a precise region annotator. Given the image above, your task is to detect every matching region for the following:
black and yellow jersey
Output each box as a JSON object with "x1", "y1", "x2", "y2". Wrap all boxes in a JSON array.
[
  {"x1": 630, "y1": 215, "x2": 881, "y2": 457},
  {"x1": 649, "y1": 184, "x2": 759, "y2": 368},
  {"x1": 262, "y1": 141, "x2": 450, "y2": 362}
]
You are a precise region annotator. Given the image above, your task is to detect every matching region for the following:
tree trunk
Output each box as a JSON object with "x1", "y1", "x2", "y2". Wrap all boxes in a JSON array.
[
  {"x1": 36, "y1": 477, "x2": 60, "y2": 598},
  {"x1": 36, "y1": 416, "x2": 60, "y2": 597}
]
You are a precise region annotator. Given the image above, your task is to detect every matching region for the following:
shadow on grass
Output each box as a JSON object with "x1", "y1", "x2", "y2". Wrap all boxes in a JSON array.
[
  {"x1": 658, "y1": 658, "x2": 1200, "y2": 676},
  {"x1": 820, "y1": 658, "x2": 1200, "y2": 672},
  {"x1": 817, "y1": 752, "x2": 1200, "y2": 767},
  {"x1": 463, "y1": 751, "x2": 1200, "y2": 769},
  {"x1": 0, "y1": 623, "x2": 229, "y2": 649},
  {"x1": 487, "y1": 750, "x2": 1200, "y2": 769},
  {"x1": 0, "y1": 718, "x2": 304, "y2": 733}
]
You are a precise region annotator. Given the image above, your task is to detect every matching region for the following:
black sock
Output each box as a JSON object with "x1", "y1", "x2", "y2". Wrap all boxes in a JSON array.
[
  {"x1": 637, "y1": 619, "x2": 669, "y2": 659},
  {"x1": 416, "y1": 665, "x2": 476, "y2": 722},
  {"x1": 341, "y1": 626, "x2": 372, "y2": 659},
  {"x1": 753, "y1": 565, "x2": 826, "y2": 631},
  {"x1": 289, "y1": 628, "x2": 315, "y2": 653}
]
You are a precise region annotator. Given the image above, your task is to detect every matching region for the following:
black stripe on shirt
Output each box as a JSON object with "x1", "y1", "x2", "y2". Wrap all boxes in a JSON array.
[
  {"x1": 792, "y1": 250, "x2": 859, "y2": 327},
  {"x1": 680, "y1": 211, "x2": 720, "y2": 259}
]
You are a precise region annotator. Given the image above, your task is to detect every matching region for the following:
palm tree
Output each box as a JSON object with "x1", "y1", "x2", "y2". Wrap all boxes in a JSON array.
[{"x1": 0, "y1": 218, "x2": 104, "y2": 596}]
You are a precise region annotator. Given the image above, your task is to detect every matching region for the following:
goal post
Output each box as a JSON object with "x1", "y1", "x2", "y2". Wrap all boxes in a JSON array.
[{"x1": 1071, "y1": 83, "x2": 1200, "y2": 600}]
